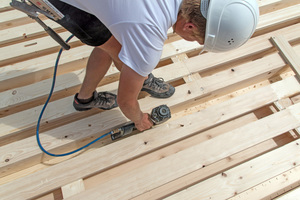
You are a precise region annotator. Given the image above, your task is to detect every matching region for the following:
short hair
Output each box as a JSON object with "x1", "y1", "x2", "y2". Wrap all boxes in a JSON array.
[{"x1": 180, "y1": 0, "x2": 206, "y2": 40}]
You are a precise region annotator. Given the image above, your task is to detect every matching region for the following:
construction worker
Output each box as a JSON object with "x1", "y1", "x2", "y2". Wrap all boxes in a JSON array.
[{"x1": 47, "y1": 0, "x2": 259, "y2": 131}]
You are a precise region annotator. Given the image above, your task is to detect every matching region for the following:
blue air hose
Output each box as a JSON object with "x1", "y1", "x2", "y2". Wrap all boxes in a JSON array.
[{"x1": 36, "y1": 35, "x2": 112, "y2": 157}]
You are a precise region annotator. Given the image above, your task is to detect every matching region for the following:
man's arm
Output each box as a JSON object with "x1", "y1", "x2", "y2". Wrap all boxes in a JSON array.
[{"x1": 117, "y1": 64, "x2": 153, "y2": 131}]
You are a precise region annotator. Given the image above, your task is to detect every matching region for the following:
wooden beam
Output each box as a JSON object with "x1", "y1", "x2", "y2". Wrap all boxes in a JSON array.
[
  {"x1": 275, "y1": 186, "x2": 300, "y2": 200},
  {"x1": 0, "y1": 76, "x2": 299, "y2": 199},
  {"x1": 186, "y1": 23, "x2": 300, "y2": 74},
  {"x1": 132, "y1": 139, "x2": 277, "y2": 200},
  {"x1": 1, "y1": 47, "x2": 299, "y2": 175},
  {"x1": 1, "y1": 46, "x2": 300, "y2": 177},
  {"x1": 0, "y1": 19, "x2": 63, "y2": 46},
  {"x1": 166, "y1": 138, "x2": 300, "y2": 200},
  {"x1": 64, "y1": 103, "x2": 300, "y2": 200},
  {"x1": 255, "y1": 4, "x2": 300, "y2": 36},
  {"x1": 230, "y1": 166, "x2": 300, "y2": 200},
  {"x1": 270, "y1": 35, "x2": 300, "y2": 82},
  {"x1": 258, "y1": 0, "x2": 300, "y2": 15},
  {"x1": 61, "y1": 179, "x2": 85, "y2": 199}
]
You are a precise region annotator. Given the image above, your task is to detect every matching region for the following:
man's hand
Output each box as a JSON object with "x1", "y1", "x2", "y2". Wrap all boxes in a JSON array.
[
  {"x1": 135, "y1": 113, "x2": 153, "y2": 131},
  {"x1": 117, "y1": 64, "x2": 153, "y2": 131}
]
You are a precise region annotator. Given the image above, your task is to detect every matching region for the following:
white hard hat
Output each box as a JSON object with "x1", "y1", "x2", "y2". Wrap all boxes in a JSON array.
[{"x1": 200, "y1": 0, "x2": 259, "y2": 53}]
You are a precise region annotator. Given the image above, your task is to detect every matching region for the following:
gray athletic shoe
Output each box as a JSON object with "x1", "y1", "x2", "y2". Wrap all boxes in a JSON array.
[
  {"x1": 141, "y1": 73, "x2": 175, "y2": 98},
  {"x1": 73, "y1": 91, "x2": 118, "y2": 111}
]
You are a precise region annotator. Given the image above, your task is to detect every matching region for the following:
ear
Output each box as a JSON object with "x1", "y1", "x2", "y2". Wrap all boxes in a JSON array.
[{"x1": 183, "y1": 22, "x2": 196, "y2": 32}]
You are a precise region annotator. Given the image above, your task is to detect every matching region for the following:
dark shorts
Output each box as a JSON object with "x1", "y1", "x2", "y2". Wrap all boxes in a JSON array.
[{"x1": 48, "y1": 0, "x2": 112, "y2": 46}]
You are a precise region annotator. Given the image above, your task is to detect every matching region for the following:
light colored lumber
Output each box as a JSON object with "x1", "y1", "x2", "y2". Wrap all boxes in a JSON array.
[
  {"x1": 1, "y1": 49, "x2": 297, "y2": 175},
  {"x1": 61, "y1": 179, "x2": 85, "y2": 199},
  {"x1": 0, "y1": 76, "x2": 299, "y2": 199},
  {"x1": 2, "y1": 3, "x2": 299, "y2": 66},
  {"x1": 87, "y1": 113, "x2": 270, "y2": 198},
  {"x1": 0, "y1": 31, "x2": 81, "y2": 67},
  {"x1": 1, "y1": 49, "x2": 300, "y2": 176},
  {"x1": 1, "y1": 38, "x2": 299, "y2": 117},
  {"x1": 1, "y1": 20, "x2": 299, "y2": 96},
  {"x1": 166, "y1": 138, "x2": 300, "y2": 200},
  {"x1": 132, "y1": 139, "x2": 277, "y2": 200},
  {"x1": 0, "y1": 10, "x2": 37, "y2": 30},
  {"x1": 258, "y1": 0, "x2": 300, "y2": 15},
  {"x1": 0, "y1": 53, "x2": 189, "y2": 114},
  {"x1": 230, "y1": 165, "x2": 300, "y2": 200},
  {"x1": 270, "y1": 35, "x2": 300, "y2": 82},
  {"x1": 0, "y1": 45, "x2": 93, "y2": 92},
  {"x1": 0, "y1": 0, "x2": 12, "y2": 12},
  {"x1": 0, "y1": 60, "x2": 189, "y2": 141},
  {"x1": 66, "y1": 103, "x2": 300, "y2": 200},
  {"x1": 256, "y1": 4, "x2": 300, "y2": 34},
  {"x1": 84, "y1": 112, "x2": 258, "y2": 188},
  {"x1": 186, "y1": 22, "x2": 300, "y2": 74},
  {"x1": 0, "y1": 37, "x2": 194, "y2": 92},
  {"x1": 0, "y1": 10, "x2": 27, "y2": 24},
  {"x1": 0, "y1": 18, "x2": 63, "y2": 46},
  {"x1": 0, "y1": 68, "x2": 87, "y2": 110},
  {"x1": 275, "y1": 186, "x2": 300, "y2": 200}
]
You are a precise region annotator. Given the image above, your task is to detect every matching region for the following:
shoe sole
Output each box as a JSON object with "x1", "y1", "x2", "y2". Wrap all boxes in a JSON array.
[{"x1": 73, "y1": 103, "x2": 118, "y2": 111}]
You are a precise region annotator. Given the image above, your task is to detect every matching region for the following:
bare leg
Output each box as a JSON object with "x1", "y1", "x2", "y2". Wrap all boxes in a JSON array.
[
  {"x1": 77, "y1": 36, "x2": 124, "y2": 100},
  {"x1": 77, "y1": 47, "x2": 112, "y2": 99}
]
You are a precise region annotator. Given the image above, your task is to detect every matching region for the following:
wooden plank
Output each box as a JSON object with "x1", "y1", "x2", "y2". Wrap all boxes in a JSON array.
[
  {"x1": 65, "y1": 103, "x2": 300, "y2": 200},
  {"x1": 0, "y1": 61, "x2": 189, "y2": 142},
  {"x1": 1, "y1": 49, "x2": 298, "y2": 175},
  {"x1": 83, "y1": 113, "x2": 258, "y2": 187},
  {"x1": 1, "y1": 3, "x2": 299, "y2": 67},
  {"x1": 88, "y1": 113, "x2": 270, "y2": 199},
  {"x1": 0, "y1": 10, "x2": 37, "y2": 30},
  {"x1": 1, "y1": 39, "x2": 299, "y2": 117},
  {"x1": 0, "y1": 19, "x2": 63, "y2": 46},
  {"x1": 0, "y1": 0, "x2": 12, "y2": 12},
  {"x1": 1, "y1": 22, "x2": 299, "y2": 96},
  {"x1": 165, "y1": 138, "x2": 300, "y2": 200},
  {"x1": 0, "y1": 76, "x2": 299, "y2": 199},
  {"x1": 0, "y1": 45, "x2": 93, "y2": 92},
  {"x1": 61, "y1": 179, "x2": 85, "y2": 199},
  {"x1": 186, "y1": 23, "x2": 300, "y2": 74},
  {"x1": 270, "y1": 35, "x2": 300, "y2": 82},
  {"x1": 229, "y1": 166, "x2": 300, "y2": 200},
  {"x1": 275, "y1": 186, "x2": 300, "y2": 200},
  {"x1": 258, "y1": 0, "x2": 300, "y2": 15},
  {"x1": 0, "y1": 31, "x2": 81, "y2": 67},
  {"x1": 0, "y1": 56, "x2": 188, "y2": 117},
  {"x1": 0, "y1": 37, "x2": 192, "y2": 92},
  {"x1": 255, "y1": 4, "x2": 300, "y2": 36},
  {"x1": 0, "y1": 2, "x2": 299, "y2": 200},
  {"x1": 132, "y1": 139, "x2": 277, "y2": 200},
  {"x1": 1, "y1": 48, "x2": 300, "y2": 174}
]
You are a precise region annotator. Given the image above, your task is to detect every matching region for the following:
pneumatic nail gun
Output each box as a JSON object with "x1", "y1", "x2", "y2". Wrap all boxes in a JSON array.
[
  {"x1": 10, "y1": 0, "x2": 70, "y2": 50},
  {"x1": 111, "y1": 105, "x2": 171, "y2": 140}
]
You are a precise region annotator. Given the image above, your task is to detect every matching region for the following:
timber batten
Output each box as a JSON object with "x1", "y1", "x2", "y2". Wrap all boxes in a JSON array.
[{"x1": 0, "y1": 0, "x2": 300, "y2": 199}]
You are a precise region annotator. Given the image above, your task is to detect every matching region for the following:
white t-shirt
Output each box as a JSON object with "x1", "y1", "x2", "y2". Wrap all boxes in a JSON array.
[{"x1": 61, "y1": 0, "x2": 182, "y2": 77}]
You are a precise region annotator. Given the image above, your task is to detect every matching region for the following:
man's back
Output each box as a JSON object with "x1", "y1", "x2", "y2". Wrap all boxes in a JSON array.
[{"x1": 61, "y1": 0, "x2": 182, "y2": 76}]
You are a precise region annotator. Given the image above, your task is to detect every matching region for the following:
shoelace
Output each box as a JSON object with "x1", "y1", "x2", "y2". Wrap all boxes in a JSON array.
[
  {"x1": 96, "y1": 92, "x2": 114, "y2": 105},
  {"x1": 147, "y1": 77, "x2": 167, "y2": 90}
]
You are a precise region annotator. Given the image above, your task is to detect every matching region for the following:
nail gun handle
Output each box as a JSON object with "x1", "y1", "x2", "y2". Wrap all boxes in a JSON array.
[
  {"x1": 111, "y1": 123, "x2": 136, "y2": 141},
  {"x1": 44, "y1": 26, "x2": 70, "y2": 50}
]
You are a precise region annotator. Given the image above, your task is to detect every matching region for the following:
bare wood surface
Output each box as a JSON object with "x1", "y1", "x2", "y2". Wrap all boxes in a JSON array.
[
  {"x1": 271, "y1": 35, "x2": 300, "y2": 82},
  {"x1": 0, "y1": 1, "x2": 300, "y2": 199},
  {"x1": 166, "y1": 137, "x2": 300, "y2": 200}
]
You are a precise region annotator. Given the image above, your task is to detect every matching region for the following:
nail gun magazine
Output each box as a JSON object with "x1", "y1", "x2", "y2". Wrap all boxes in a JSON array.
[{"x1": 29, "y1": 0, "x2": 64, "y2": 20}]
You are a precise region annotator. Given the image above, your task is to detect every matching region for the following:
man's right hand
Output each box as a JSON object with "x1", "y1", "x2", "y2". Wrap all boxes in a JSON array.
[{"x1": 135, "y1": 113, "x2": 153, "y2": 131}]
